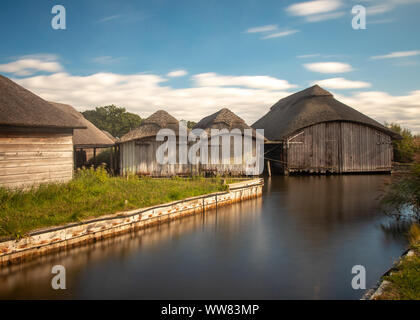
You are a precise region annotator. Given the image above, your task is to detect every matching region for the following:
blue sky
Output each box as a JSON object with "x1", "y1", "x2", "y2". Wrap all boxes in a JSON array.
[{"x1": 1, "y1": 0, "x2": 419, "y2": 132}]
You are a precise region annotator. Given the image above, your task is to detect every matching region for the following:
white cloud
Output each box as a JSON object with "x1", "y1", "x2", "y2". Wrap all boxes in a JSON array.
[
  {"x1": 12, "y1": 71, "x2": 295, "y2": 125},
  {"x1": 338, "y1": 90, "x2": 420, "y2": 134},
  {"x1": 262, "y1": 30, "x2": 299, "y2": 39},
  {"x1": 304, "y1": 11, "x2": 345, "y2": 22},
  {"x1": 245, "y1": 25, "x2": 298, "y2": 39},
  {"x1": 97, "y1": 15, "x2": 122, "y2": 23},
  {"x1": 370, "y1": 50, "x2": 420, "y2": 60},
  {"x1": 166, "y1": 69, "x2": 188, "y2": 77},
  {"x1": 359, "y1": 0, "x2": 420, "y2": 18},
  {"x1": 92, "y1": 56, "x2": 123, "y2": 65},
  {"x1": 298, "y1": 54, "x2": 321, "y2": 59},
  {"x1": 192, "y1": 73, "x2": 297, "y2": 90},
  {"x1": 286, "y1": 0, "x2": 343, "y2": 16},
  {"x1": 366, "y1": 4, "x2": 394, "y2": 15},
  {"x1": 246, "y1": 25, "x2": 278, "y2": 33},
  {"x1": 0, "y1": 57, "x2": 62, "y2": 76},
  {"x1": 313, "y1": 77, "x2": 371, "y2": 89},
  {"x1": 304, "y1": 62, "x2": 353, "y2": 73},
  {"x1": 5, "y1": 56, "x2": 419, "y2": 133}
]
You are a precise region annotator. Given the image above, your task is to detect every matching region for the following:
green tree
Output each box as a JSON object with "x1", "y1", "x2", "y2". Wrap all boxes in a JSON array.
[
  {"x1": 187, "y1": 121, "x2": 197, "y2": 129},
  {"x1": 381, "y1": 164, "x2": 420, "y2": 222},
  {"x1": 386, "y1": 123, "x2": 418, "y2": 163},
  {"x1": 180, "y1": 120, "x2": 197, "y2": 129},
  {"x1": 82, "y1": 105, "x2": 142, "y2": 138}
]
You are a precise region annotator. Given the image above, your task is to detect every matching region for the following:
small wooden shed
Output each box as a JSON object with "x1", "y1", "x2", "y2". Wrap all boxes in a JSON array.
[
  {"x1": 193, "y1": 108, "x2": 264, "y2": 176},
  {"x1": 252, "y1": 85, "x2": 401, "y2": 174},
  {"x1": 119, "y1": 110, "x2": 190, "y2": 176},
  {"x1": 0, "y1": 75, "x2": 85, "y2": 189},
  {"x1": 49, "y1": 102, "x2": 116, "y2": 170}
]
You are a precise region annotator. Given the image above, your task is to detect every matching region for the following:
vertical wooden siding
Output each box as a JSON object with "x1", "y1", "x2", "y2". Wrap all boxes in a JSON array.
[
  {"x1": 120, "y1": 139, "x2": 194, "y2": 176},
  {"x1": 119, "y1": 135, "x2": 260, "y2": 176},
  {"x1": 0, "y1": 128, "x2": 74, "y2": 189},
  {"x1": 287, "y1": 121, "x2": 392, "y2": 173},
  {"x1": 200, "y1": 135, "x2": 259, "y2": 176}
]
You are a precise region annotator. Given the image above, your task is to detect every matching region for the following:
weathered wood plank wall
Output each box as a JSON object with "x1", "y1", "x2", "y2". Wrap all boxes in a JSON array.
[
  {"x1": 200, "y1": 135, "x2": 259, "y2": 176},
  {"x1": 0, "y1": 128, "x2": 74, "y2": 188},
  {"x1": 120, "y1": 139, "x2": 195, "y2": 176},
  {"x1": 286, "y1": 121, "x2": 392, "y2": 173},
  {"x1": 120, "y1": 135, "x2": 260, "y2": 176}
]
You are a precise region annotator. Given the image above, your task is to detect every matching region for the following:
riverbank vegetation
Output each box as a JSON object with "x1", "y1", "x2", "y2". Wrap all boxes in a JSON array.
[
  {"x1": 375, "y1": 224, "x2": 420, "y2": 300},
  {"x1": 378, "y1": 159, "x2": 420, "y2": 299},
  {"x1": 0, "y1": 167, "x2": 230, "y2": 239},
  {"x1": 381, "y1": 164, "x2": 420, "y2": 222}
]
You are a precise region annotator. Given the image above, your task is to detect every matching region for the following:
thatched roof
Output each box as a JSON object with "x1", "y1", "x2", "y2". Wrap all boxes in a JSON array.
[
  {"x1": 119, "y1": 110, "x2": 182, "y2": 143},
  {"x1": 252, "y1": 85, "x2": 401, "y2": 140},
  {"x1": 50, "y1": 102, "x2": 115, "y2": 148},
  {"x1": 102, "y1": 130, "x2": 118, "y2": 142},
  {"x1": 0, "y1": 75, "x2": 85, "y2": 129},
  {"x1": 194, "y1": 108, "x2": 265, "y2": 140},
  {"x1": 194, "y1": 108, "x2": 250, "y2": 131}
]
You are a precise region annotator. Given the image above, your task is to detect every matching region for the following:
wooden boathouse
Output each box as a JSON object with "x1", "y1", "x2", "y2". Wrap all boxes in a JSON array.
[
  {"x1": 252, "y1": 85, "x2": 401, "y2": 174},
  {"x1": 118, "y1": 110, "x2": 190, "y2": 176},
  {"x1": 193, "y1": 108, "x2": 264, "y2": 176},
  {"x1": 0, "y1": 75, "x2": 85, "y2": 189}
]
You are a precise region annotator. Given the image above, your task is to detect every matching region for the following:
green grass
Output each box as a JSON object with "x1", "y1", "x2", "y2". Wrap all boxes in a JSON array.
[
  {"x1": 376, "y1": 224, "x2": 420, "y2": 300},
  {"x1": 0, "y1": 167, "x2": 231, "y2": 239}
]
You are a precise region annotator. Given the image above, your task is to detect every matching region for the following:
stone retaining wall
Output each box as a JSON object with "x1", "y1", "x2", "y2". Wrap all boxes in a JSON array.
[{"x1": 0, "y1": 178, "x2": 263, "y2": 266}]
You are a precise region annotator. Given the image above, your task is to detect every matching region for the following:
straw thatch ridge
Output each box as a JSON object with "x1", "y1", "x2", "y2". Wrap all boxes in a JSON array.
[
  {"x1": 193, "y1": 108, "x2": 251, "y2": 131},
  {"x1": 102, "y1": 130, "x2": 118, "y2": 142},
  {"x1": 193, "y1": 108, "x2": 265, "y2": 140},
  {"x1": 0, "y1": 75, "x2": 85, "y2": 129},
  {"x1": 119, "y1": 110, "x2": 183, "y2": 143},
  {"x1": 252, "y1": 85, "x2": 401, "y2": 140},
  {"x1": 50, "y1": 102, "x2": 115, "y2": 148}
]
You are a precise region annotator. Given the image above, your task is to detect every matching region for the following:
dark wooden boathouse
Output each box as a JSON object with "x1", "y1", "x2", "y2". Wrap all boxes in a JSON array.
[{"x1": 252, "y1": 85, "x2": 401, "y2": 174}]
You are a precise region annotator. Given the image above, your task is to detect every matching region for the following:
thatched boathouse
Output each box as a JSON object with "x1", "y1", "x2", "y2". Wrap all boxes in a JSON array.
[
  {"x1": 0, "y1": 75, "x2": 85, "y2": 189},
  {"x1": 49, "y1": 102, "x2": 116, "y2": 169},
  {"x1": 118, "y1": 110, "x2": 190, "y2": 176},
  {"x1": 193, "y1": 108, "x2": 264, "y2": 176},
  {"x1": 252, "y1": 85, "x2": 400, "y2": 174}
]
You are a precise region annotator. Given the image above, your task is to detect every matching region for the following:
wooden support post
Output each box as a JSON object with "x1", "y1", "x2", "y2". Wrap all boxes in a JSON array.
[
  {"x1": 73, "y1": 147, "x2": 76, "y2": 171},
  {"x1": 110, "y1": 147, "x2": 113, "y2": 175},
  {"x1": 267, "y1": 160, "x2": 272, "y2": 177}
]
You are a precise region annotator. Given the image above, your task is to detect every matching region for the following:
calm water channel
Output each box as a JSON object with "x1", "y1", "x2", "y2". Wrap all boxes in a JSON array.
[{"x1": 0, "y1": 175, "x2": 407, "y2": 299}]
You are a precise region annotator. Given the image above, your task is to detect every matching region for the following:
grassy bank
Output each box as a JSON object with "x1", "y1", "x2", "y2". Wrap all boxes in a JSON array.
[
  {"x1": 375, "y1": 224, "x2": 420, "y2": 300},
  {"x1": 0, "y1": 167, "x2": 231, "y2": 240}
]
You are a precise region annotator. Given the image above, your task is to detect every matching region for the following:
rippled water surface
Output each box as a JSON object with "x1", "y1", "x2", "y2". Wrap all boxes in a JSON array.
[{"x1": 0, "y1": 175, "x2": 407, "y2": 299}]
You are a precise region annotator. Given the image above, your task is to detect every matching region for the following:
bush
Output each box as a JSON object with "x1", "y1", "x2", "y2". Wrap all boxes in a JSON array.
[
  {"x1": 387, "y1": 123, "x2": 418, "y2": 163},
  {"x1": 86, "y1": 149, "x2": 113, "y2": 170},
  {"x1": 381, "y1": 164, "x2": 420, "y2": 222}
]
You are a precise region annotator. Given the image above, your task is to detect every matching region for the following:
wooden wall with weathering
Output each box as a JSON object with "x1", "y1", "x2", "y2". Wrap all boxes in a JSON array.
[
  {"x1": 120, "y1": 138, "x2": 197, "y2": 176},
  {"x1": 200, "y1": 134, "x2": 260, "y2": 176},
  {"x1": 0, "y1": 127, "x2": 74, "y2": 189},
  {"x1": 285, "y1": 121, "x2": 393, "y2": 173},
  {"x1": 120, "y1": 135, "x2": 261, "y2": 177}
]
